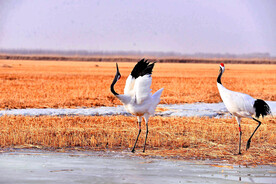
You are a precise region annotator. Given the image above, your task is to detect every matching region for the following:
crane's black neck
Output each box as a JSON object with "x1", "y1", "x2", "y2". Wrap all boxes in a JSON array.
[
  {"x1": 217, "y1": 68, "x2": 223, "y2": 84},
  {"x1": 111, "y1": 75, "x2": 119, "y2": 96}
]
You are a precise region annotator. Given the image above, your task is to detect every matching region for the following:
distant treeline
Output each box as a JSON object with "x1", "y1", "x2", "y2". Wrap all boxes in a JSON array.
[
  {"x1": 0, "y1": 49, "x2": 273, "y2": 59},
  {"x1": 0, "y1": 54, "x2": 276, "y2": 64}
]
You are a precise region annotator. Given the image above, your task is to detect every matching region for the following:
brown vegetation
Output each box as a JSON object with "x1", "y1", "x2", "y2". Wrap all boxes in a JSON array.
[
  {"x1": 0, "y1": 59, "x2": 275, "y2": 165},
  {"x1": 0, "y1": 60, "x2": 275, "y2": 109},
  {"x1": 0, "y1": 115, "x2": 275, "y2": 165}
]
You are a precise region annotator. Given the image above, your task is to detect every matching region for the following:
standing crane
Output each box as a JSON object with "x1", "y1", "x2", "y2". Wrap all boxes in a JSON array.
[
  {"x1": 217, "y1": 63, "x2": 271, "y2": 154},
  {"x1": 110, "y1": 59, "x2": 164, "y2": 153}
]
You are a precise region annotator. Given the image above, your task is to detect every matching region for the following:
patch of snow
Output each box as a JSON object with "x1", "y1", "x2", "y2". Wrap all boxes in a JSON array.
[
  {"x1": 0, "y1": 106, "x2": 128, "y2": 117},
  {"x1": 0, "y1": 101, "x2": 275, "y2": 118},
  {"x1": 157, "y1": 103, "x2": 229, "y2": 118},
  {"x1": 267, "y1": 101, "x2": 276, "y2": 116}
]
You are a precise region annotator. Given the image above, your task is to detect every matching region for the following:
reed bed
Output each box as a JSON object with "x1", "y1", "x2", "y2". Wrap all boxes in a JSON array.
[
  {"x1": 0, "y1": 60, "x2": 275, "y2": 109},
  {"x1": 0, "y1": 59, "x2": 275, "y2": 165},
  {"x1": 0, "y1": 115, "x2": 275, "y2": 165}
]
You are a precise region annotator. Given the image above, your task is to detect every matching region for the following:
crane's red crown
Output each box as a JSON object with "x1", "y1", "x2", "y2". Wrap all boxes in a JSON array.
[{"x1": 220, "y1": 63, "x2": 224, "y2": 67}]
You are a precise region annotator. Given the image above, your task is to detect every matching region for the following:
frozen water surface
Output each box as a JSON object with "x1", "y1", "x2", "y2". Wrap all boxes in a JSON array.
[
  {"x1": 0, "y1": 101, "x2": 275, "y2": 118},
  {"x1": 0, "y1": 150, "x2": 275, "y2": 184},
  {"x1": 0, "y1": 103, "x2": 275, "y2": 183}
]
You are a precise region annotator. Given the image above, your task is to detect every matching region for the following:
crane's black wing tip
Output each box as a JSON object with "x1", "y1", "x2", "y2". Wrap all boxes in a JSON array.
[{"x1": 131, "y1": 59, "x2": 156, "y2": 78}]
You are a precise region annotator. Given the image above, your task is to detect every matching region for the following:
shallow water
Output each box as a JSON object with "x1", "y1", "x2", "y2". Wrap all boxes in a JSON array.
[
  {"x1": 0, "y1": 101, "x2": 275, "y2": 118},
  {"x1": 0, "y1": 150, "x2": 275, "y2": 184}
]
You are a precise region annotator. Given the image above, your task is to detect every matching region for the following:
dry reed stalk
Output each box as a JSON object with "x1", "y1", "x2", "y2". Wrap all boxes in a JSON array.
[{"x1": 0, "y1": 115, "x2": 275, "y2": 165}]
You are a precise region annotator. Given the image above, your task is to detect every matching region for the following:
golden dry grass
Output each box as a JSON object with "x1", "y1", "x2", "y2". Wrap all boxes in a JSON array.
[
  {"x1": 0, "y1": 60, "x2": 275, "y2": 109},
  {"x1": 0, "y1": 59, "x2": 275, "y2": 165},
  {"x1": 0, "y1": 115, "x2": 275, "y2": 165}
]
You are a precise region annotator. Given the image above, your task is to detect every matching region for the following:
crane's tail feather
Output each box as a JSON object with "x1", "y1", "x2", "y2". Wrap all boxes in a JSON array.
[
  {"x1": 151, "y1": 88, "x2": 164, "y2": 112},
  {"x1": 253, "y1": 99, "x2": 271, "y2": 118}
]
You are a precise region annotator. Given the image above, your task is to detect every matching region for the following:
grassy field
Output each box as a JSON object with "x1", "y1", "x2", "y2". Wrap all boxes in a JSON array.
[
  {"x1": 0, "y1": 59, "x2": 275, "y2": 165},
  {"x1": 0, "y1": 115, "x2": 275, "y2": 165},
  {"x1": 0, "y1": 60, "x2": 275, "y2": 109}
]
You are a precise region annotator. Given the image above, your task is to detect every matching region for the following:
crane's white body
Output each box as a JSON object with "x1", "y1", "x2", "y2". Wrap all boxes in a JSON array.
[
  {"x1": 216, "y1": 63, "x2": 271, "y2": 154},
  {"x1": 118, "y1": 74, "x2": 163, "y2": 116},
  {"x1": 111, "y1": 59, "x2": 164, "y2": 153},
  {"x1": 217, "y1": 83, "x2": 255, "y2": 118}
]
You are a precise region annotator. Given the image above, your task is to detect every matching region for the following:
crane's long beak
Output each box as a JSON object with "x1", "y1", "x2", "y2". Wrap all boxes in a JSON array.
[
  {"x1": 116, "y1": 63, "x2": 119, "y2": 74},
  {"x1": 111, "y1": 63, "x2": 120, "y2": 96},
  {"x1": 115, "y1": 63, "x2": 121, "y2": 80}
]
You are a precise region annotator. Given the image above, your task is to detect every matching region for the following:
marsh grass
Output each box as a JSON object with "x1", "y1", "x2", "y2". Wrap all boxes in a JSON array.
[
  {"x1": 0, "y1": 115, "x2": 275, "y2": 165},
  {"x1": 0, "y1": 59, "x2": 275, "y2": 165},
  {"x1": 0, "y1": 60, "x2": 275, "y2": 109}
]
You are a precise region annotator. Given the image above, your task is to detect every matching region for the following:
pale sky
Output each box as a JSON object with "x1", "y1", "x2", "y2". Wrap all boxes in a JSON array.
[{"x1": 0, "y1": 0, "x2": 275, "y2": 55}]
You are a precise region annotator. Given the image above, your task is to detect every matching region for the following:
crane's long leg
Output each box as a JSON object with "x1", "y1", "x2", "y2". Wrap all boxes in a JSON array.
[
  {"x1": 143, "y1": 122, "x2": 148, "y2": 153},
  {"x1": 235, "y1": 117, "x2": 242, "y2": 155},
  {"x1": 131, "y1": 117, "x2": 142, "y2": 153},
  {"x1": 246, "y1": 118, "x2": 261, "y2": 150},
  {"x1": 143, "y1": 114, "x2": 150, "y2": 153}
]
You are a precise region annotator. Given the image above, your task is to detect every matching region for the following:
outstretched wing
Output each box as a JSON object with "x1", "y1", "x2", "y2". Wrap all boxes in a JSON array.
[
  {"x1": 134, "y1": 75, "x2": 152, "y2": 104},
  {"x1": 124, "y1": 59, "x2": 156, "y2": 102},
  {"x1": 124, "y1": 75, "x2": 135, "y2": 96}
]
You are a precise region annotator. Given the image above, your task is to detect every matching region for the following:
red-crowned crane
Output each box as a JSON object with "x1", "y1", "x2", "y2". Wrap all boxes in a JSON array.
[
  {"x1": 111, "y1": 59, "x2": 164, "y2": 153},
  {"x1": 217, "y1": 63, "x2": 271, "y2": 154}
]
